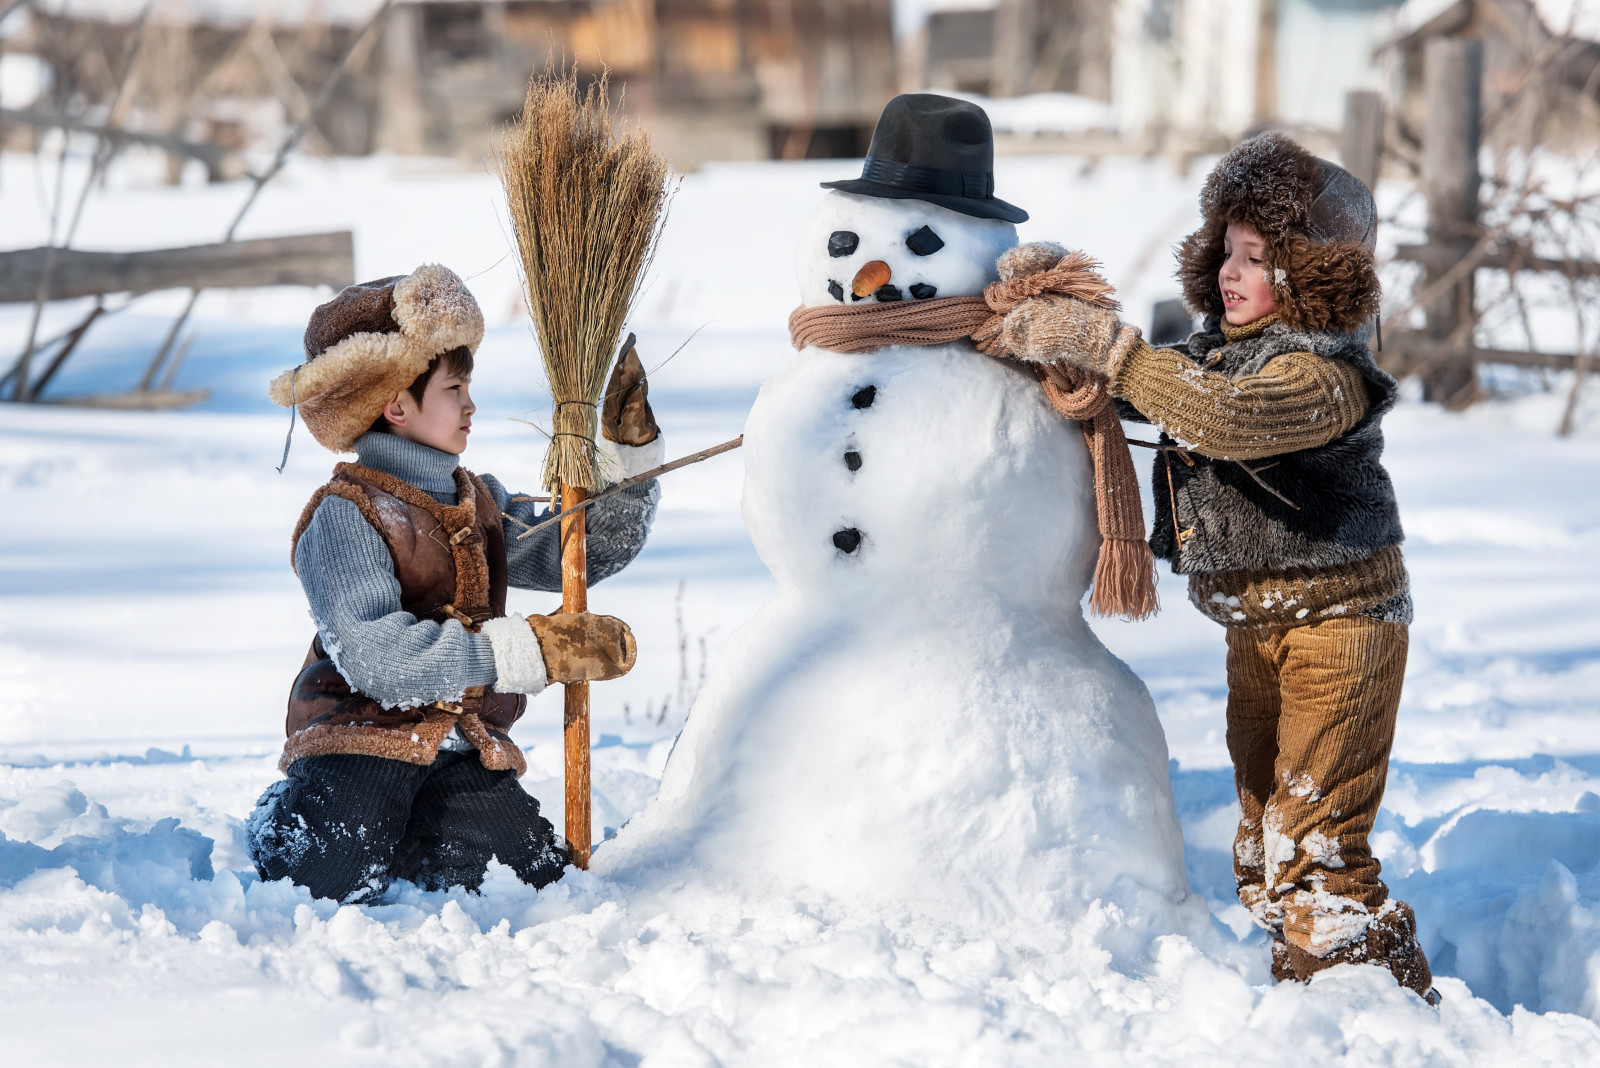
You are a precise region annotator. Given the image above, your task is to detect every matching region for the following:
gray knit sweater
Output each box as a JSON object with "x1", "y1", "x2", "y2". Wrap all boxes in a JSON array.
[{"x1": 295, "y1": 431, "x2": 660, "y2": 709}]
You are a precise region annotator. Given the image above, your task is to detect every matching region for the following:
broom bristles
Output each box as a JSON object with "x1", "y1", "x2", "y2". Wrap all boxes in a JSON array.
[{"x1": 494, "y1": 66, "x2": 672, "y2": 493}]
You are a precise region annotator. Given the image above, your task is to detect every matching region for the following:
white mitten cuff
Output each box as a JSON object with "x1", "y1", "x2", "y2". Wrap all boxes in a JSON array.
[
  {"x1": 597, "y1": 433, "x2": 666, "y2": 484},
  {"x1": 481, "y1": 613, "x2": 549, "y2": 695}
]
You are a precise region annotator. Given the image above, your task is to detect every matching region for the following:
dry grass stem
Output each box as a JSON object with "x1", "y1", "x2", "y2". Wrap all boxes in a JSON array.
[{"x1": 494, "y1": 66, "x2": 673, "y2": 492}]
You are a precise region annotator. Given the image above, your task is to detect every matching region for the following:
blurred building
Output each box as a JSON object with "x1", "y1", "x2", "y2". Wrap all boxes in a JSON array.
[
  {"x1": 906, "y1": 0, "x2": 1599, "y2": 152},
  {"x1": 2, "y1": 0, "x2": 898, "y2": 167}
]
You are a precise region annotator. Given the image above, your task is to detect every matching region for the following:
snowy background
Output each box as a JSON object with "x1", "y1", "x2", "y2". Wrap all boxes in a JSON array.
[{"x1": 3, "y1": 148, "x2": 1600, "y2": 1064}]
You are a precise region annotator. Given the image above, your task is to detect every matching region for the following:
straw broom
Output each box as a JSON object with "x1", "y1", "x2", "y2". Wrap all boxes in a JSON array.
[{"x1": 495, "y1": 67, "x2": 670, "y2": 868}]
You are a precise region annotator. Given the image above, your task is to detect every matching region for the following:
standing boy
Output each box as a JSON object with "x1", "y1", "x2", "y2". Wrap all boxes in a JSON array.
[
  {"x1": 990, "y1": 133, "x2": 1436, "y2": 1001},
  {"x1": 248, "y1": 264, "x2": 664, "y2": 902}
]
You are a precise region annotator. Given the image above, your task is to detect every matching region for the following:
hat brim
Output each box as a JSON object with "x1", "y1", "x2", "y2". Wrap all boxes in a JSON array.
[{"x1": 820, "y1": 178, "x2": 1029, "y2": 223}]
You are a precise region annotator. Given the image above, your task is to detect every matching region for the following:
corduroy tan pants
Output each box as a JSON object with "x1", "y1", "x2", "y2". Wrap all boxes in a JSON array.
[{"x1": 1225, "y1": 616, "x2": 1408, "y2": 958}]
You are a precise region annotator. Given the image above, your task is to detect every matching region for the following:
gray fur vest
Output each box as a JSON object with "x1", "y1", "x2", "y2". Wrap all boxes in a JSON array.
[{"x1": 1146, "y1": 319, "x2": 1404, "y2": 574}]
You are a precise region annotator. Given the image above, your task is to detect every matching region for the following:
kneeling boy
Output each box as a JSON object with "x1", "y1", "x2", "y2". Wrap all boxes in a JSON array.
[{"x1": 247, "y1": 265, "x2": 664, "y2": 902}]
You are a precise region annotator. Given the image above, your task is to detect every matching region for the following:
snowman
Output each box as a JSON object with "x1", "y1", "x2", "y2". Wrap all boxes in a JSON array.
[{"x1": 602, "y1": 97, "x2": 1189, "y2": 933}]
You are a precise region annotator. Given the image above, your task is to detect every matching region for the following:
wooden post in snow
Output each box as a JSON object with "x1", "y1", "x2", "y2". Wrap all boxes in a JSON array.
[{"x1": 1421, "y1": 37, "x2": 1483, "y2": 405}]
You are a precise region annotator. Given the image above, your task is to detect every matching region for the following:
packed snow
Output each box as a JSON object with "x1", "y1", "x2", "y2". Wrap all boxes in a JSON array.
[
  {"x1": 3, "y1": 146, "x2": 1600, "y2": 1064},
  {"x1": 603, "y1": 189, "x2": 1188, "y2": 934}
]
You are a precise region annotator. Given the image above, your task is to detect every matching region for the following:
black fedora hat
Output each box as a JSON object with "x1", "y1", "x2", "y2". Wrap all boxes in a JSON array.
[{"x1": 822, "y1": 94, "x2": 1027, "y2": 223}]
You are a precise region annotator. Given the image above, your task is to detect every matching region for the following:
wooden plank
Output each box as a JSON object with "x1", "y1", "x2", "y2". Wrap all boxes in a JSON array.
[
  {"x1": 1394, "y1": 242, "x2": 1600, "y2": 278},
  {"x1": 35, "y1": 388, "x2": 211, "y2": 410},
  {"x1": 0, "y1": 232, "x2": 355, "y2": 303},
  {"x1": 0, "y1": 107, "x2": 235, "y2": 170},
  {"x1": 1384, "y1": 331, "x2": 1581, "y2": 370}
]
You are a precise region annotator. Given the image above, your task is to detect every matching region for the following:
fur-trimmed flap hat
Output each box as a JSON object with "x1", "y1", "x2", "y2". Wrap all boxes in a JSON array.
[
  {"x1": 1176, "y1": 131, "x2": 1380, "y2": 334},
  {"x1": 269, "y1": 264, "x2": 485, "y2": 452}
]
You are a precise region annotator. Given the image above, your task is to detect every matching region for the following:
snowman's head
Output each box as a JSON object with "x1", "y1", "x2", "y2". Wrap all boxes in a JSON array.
[{"x1": 796, "y1": 191, "x2": 1018, "y2": 308}]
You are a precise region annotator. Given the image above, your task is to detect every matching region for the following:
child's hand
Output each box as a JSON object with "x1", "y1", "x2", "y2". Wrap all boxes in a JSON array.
[
  {"x1": 602, "y1": 341, "x2": 660, "y2": 447},
  {"x1": 997, "y1": 294, "x2": 1128, "y2": 371},
  {"x1": 528, "y1": 612, "x2": 638, "y2": 682}
]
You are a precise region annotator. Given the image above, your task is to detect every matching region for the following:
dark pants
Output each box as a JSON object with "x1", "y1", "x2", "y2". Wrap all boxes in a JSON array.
[{"x1": 247, "y1": 750, "x2": 568, "y2": 902}]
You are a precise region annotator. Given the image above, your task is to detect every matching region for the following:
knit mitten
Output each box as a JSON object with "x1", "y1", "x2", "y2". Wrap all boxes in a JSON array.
[
  {"x1": 996, "y1": 241, "x2": 1070, "y2": 281},
  {"x1": 528, "y1": 611, "x2": 637, "y2": 683},
  {"x1": 602, "y1": 342, "x2": 659, "y2": 447},
  {"x1": 999, "y1": 293, "x2": 1139, "y2": 374}
]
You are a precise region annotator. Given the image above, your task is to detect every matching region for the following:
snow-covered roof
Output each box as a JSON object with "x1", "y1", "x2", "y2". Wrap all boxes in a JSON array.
[
  {"x1": 1534, "y1": 0, "x2": 1600, "y2": 38},
  {"x1": 1394, "y1": 0, "x2": 1600, "y2": 41},
  {"x1": 932, "y1": 90, "x2": 1117, "y2": 136},
  {"x1": 34, "y1": 0, "x2": 390, "y2": 27}
]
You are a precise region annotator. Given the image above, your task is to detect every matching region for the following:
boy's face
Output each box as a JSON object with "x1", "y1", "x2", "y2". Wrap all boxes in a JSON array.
[
  {"x1": 381, "y1": 368, "x2": 475, "y2": 455},
  {"x1": 1219, "y1": 222, "x2": 1279, "y2": 326}
]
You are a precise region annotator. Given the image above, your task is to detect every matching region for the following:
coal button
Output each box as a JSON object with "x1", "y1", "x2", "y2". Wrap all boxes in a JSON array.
[
  {"x1": 843, "y1": 450, "x2": 862, "y2": 471},
  {"x1": 851, "y1": 386, "x2": 876, "y2": 408},
  {"x1": 833, "y1": 528, "x2": 862, "y2": 553}
]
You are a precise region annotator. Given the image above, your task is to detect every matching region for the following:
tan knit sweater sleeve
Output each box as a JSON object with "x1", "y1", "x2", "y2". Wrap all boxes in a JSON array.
[{"x1": 1107, "y1": 337, "x2": 1369, "y2": 461}]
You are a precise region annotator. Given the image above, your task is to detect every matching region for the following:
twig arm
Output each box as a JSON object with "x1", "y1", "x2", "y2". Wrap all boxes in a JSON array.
[
  {"x1": 514, "y1": 435, "x2": 745, "y2": 540},
  {"x1": 1128, "y1": 437, "x2": 1298, "y2": 509}
]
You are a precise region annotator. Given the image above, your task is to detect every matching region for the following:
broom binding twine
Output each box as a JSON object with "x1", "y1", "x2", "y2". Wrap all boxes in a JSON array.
[{"x1": 787, "y1": 251, "x2": 1159, "y2": 620}]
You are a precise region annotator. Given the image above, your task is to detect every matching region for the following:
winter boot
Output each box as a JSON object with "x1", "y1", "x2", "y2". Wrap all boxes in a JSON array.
[{"x1": 1281, "y1": 900, "x2": 1440, "y2": 1005}]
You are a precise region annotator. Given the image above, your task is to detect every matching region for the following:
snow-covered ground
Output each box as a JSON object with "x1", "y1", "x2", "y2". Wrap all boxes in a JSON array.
[{"x1": 4, "y1": 149, "x2": 1600, "y2": 1064}]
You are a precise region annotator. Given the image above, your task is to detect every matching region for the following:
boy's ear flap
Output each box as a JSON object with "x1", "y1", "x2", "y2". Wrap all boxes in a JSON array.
[
  {"x1": 1176, "y1": 216, "x2": 1228, "y2": 323},
  {"x1": 1274, "y1": 235, "x2": 1380, "y2": 334}
]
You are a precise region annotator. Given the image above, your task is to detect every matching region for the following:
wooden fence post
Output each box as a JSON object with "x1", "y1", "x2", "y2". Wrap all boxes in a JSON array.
[
  {"x1": 1340, "y1": 90, "x2": 1384, "y2": 192},
  {"x1": 1421, "y1": 37, "x2": 1483, "y2": 405}
]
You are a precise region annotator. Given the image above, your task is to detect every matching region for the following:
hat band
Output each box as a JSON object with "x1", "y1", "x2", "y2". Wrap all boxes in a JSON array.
[{"x1": 860, "y1": 155, "x2": 994, "y2": 199}]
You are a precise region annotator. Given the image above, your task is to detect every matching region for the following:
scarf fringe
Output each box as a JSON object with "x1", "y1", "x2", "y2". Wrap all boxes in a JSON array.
[{"x1": 1090, "y1": 537, "x2": 1160, "y2": 621}]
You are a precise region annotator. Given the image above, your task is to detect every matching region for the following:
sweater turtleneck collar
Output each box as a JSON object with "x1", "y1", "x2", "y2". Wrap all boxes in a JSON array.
[
  {"x1": 353, "y1": 431, "x2": 460, "y2": 502},
  {"x1": 1220, "y1": 313, "x2": 1280, "y2": 343}
]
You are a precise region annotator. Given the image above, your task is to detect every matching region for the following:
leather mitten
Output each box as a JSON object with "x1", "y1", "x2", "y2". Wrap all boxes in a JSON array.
[
  {"x1": 601, "y1": 342, "x2": 660, "y2": 447},
  {"x1": 527, "y1": 611, "x2": 637, "y2": 682}
]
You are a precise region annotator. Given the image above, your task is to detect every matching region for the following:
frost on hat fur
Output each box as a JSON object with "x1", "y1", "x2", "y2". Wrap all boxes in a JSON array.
[
  {"x1": 1176, "y1": 131, "x2": 1381, "y2": 334},
  {"x1": 268, "y1": 264, "x2": 485, "y2": 453}
]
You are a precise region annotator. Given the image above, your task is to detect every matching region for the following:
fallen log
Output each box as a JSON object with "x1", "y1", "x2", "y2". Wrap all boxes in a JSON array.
[{"x1": 0, "y1": 232, "x2": 354, "y2": 303}]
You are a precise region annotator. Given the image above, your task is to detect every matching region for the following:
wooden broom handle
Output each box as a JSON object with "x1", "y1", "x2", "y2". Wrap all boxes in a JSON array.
[{"x1": 559, "y1": 483, "x2": 592, "y2": 868}]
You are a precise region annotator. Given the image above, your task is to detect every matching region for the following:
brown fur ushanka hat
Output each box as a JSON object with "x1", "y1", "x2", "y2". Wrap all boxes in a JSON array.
[
  {"x1": 268, "y1": 264, "x2": 484, "y2": 452},
  {"x1": 1176, "y1": 131, "x2": 1380, "y2": 334}
]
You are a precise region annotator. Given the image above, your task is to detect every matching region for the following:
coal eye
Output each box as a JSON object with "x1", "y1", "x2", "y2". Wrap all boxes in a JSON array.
[
  {"x1": 906, "y1": 225, "x2": 944, "y2": 256},
  {"x1": 828, "y1": 231, "x2": 859, "y2": 258}
]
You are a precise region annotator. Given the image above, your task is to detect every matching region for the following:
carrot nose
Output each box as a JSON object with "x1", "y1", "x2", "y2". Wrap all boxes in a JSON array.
[{"x1": 852, "y1": 260, "x2": 891, "y2": 298}]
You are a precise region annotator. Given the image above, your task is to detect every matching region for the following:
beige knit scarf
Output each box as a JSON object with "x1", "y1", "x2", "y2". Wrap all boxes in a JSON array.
[{"x1": 788, "y1": 253, "x2": 1159, "y2": 619}]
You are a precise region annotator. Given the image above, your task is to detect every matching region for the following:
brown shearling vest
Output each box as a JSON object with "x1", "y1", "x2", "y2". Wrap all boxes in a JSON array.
[{"x1": 282, "y1": 462, "x2": 528, "y2": 776}]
